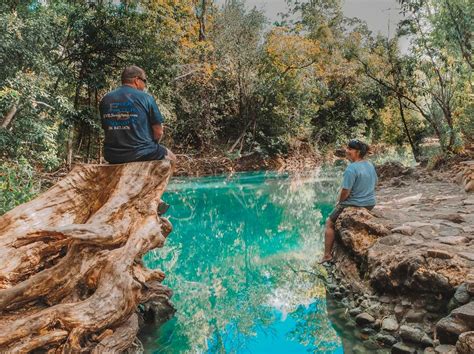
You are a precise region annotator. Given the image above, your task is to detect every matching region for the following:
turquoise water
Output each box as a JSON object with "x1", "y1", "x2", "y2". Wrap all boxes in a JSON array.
[{"x1": 142, "y1": 170, "x2": 347, "y2": 353}]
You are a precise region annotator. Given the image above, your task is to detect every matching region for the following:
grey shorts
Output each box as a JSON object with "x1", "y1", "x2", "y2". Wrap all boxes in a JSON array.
[{"x1": 329, "y1": 204, "x2": 374, "y2": 223}]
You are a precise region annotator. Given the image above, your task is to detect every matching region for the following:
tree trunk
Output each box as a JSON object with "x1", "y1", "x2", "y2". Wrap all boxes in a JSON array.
[
  {"x1": 1, "y1": 105, "x2": 18, "y2": 129},
  {"x1": 396, "y1": 94, "x2": 418, "y2": 161},
  {"x1": 0, "y1": 160, "x2": 175, "y2": 352}
]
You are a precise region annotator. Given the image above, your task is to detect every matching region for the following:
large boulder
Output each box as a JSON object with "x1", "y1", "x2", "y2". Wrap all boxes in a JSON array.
[
  {"x1": 335, "y1": 207, "x2": 389, "y2": 258},
  {"x1": 436, "y1": 301, "x2": 474, "y2": 344},
  {"x1": 456, "y1": 331, "x2": 474, "y2": 354}
]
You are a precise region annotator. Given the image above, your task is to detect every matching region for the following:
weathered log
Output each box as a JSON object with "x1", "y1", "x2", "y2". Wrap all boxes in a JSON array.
[{"x1": 0, "y1": 160, "x2": 175, "y2": 352}]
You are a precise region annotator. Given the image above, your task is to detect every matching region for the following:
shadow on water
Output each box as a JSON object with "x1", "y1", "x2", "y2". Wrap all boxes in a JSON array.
[{"x1": 140, "y1": 168, "x2": 365, "y2": 353}]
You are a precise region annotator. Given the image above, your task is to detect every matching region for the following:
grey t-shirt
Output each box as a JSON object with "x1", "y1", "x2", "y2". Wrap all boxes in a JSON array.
[
  {"x1": 100, "y1": 86, "x2": 164, "y2": 163},
  {"x1": 340, "y1": 160, "x2": 378, "y2": 206}
]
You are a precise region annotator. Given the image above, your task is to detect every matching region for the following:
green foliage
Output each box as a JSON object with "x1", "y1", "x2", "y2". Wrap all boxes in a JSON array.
[
  {"x1": 0, "y1": 0, "x2": 471, "y2": 212},
  {"x1": 0, "y1": 159, "x2": 40, "y2": 215}
]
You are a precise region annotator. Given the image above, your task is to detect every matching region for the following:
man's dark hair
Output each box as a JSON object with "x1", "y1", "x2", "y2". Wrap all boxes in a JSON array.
[
  {"x1": 348, "y1": 139, "x2": 369, "y2": 157},
  {"x1": 121, "y1": 66, "x2": 146, "y2": 84}
]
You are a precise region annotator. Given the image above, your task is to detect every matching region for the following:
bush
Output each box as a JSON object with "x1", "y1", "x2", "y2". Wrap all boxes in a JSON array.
[{"x1": 0, "y1": 159, "x2": 40, "y2": 215}]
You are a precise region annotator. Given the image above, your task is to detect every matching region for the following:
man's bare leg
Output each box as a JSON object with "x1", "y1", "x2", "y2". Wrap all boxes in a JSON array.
[{"x1": 320, "y1": 218, "x2": 335, "y2": 262}]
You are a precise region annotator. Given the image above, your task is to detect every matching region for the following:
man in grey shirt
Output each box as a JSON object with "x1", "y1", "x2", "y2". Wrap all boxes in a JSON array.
[{"x1": 320, "y1": 140, "x2": 378, "y2": 264}]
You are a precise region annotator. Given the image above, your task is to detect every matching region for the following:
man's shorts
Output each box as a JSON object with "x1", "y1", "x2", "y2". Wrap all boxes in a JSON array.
[
  {"x1": 329, "y1": 204, "x2": 374, "y2": 223},
  {"x1": 136, "y1": 144, "x2": 168, "y2": 161}
]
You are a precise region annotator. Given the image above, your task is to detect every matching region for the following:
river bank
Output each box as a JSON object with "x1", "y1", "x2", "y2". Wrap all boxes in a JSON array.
[{"x1": 325, "y1": 160, "x2": 474, "y2": 353}]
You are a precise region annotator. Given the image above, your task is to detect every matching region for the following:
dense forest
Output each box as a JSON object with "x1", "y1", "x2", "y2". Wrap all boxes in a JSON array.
[{"x1": 1, "y1": 0, "x2": 472, "y2": 213}]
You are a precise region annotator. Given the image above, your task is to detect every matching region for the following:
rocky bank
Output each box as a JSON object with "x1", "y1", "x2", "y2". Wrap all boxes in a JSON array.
[{"x1": 326, "y1": 160, "x2": 474, "y2": 353}]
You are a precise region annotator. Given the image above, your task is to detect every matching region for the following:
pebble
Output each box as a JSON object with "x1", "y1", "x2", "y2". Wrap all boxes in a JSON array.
[
  {"x1": 375, "y1": 333, "x2": 398, "y2": 346},
  {"x1": 382, "y1": 317, "x2": 399, "y2": 332},
  {"x1": 355, "y1": 312, "x2": 376, "y2": 326},
  {"x1": 453, "y1": 283, "x2": 470, "y2": 305},
  {"x1": 399, "y1": 325, "x2": 425, "y2": 343},
  {"x1": 391, "y1": 342, "x2": 417, "y2": 354},
  {"x1": 433, "y1": 344, "x2": 457, "y2": 353},
  {"x1": 394, "y1": 304, "x2": 406, "y2": 321},
  {"x1": 405, "y1": 309, "x2": 426, "y2": 323},
  {"x1": 349, "y1": 307, "x2": 363, "y2": 317},
  {"x1": 360, "y1": 327, "x2": 377, "y2": 336}
]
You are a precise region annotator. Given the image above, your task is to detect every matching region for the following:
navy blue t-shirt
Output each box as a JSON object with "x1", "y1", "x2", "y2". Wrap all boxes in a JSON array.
[{"x1": 100, "y1": 86, "x2": 164, "y2": 163}]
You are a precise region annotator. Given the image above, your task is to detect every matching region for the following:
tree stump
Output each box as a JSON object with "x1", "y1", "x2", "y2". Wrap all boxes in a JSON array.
[{"x1": 0, "y1": 160, "x2": 175, "y2": 352}]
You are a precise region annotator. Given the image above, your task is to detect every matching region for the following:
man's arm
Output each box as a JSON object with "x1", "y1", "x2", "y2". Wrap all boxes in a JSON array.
[
  {"x1": 338, "y1": 188, "x2": 351, "y2": 203},
  {"x1": 152, "y1": 123, "x2": 163, "y2": 142}
]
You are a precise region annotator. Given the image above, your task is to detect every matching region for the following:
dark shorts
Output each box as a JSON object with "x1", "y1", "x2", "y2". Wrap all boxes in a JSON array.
[
  {"x1": 107, "y1": 144, "x2": 168, "y2": 164},
  {"x1": 136, "y1": 144, "x2": 168, "y2": 162},
  {"x1": 329, "y1": 204, "x2": 374, "y2": 223}
]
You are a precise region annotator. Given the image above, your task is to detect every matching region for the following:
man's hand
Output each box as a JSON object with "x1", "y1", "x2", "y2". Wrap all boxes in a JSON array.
[
  {"x1": 338, "y1": 188, "x2": 351, "y2": 203},
  {"x1": 152, "y1": 124, "x2": 164, "y2": 142}
]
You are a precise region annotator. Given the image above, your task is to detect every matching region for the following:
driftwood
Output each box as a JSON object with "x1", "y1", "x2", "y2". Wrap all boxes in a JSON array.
[{"x1": 0, "y1": 160, "x2": 175, "y2": 352}]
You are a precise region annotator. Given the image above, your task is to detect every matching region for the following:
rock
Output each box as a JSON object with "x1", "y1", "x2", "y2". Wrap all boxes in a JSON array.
[
  {"x1": 439, "y1": 229, "x2": 460, "y2": 237},
  {"x1": 435, "y1": 214, "x2": 466, "y2": 224},
  {"x1": 391, "y1": 342, "x2": 417, "y2": 354},
  {"x1": 436, "y1": 301, "x2": 474, "y2": 344},
  {"x1": 467, "y1": 282, "x2": 474, "y2": 296},
  {"x1": 422, "y1": 334, "x2": 434, "y2": 347},
  {"x1": 465, "y1": 180, "x2": 474, "y2": 193},
  {"x1": 349, "y1": 307, "x2": 363, "y2": 317},
  {"x1": 361, "y1": 327, "x2": 377, "y2": 336},
  {"x1": 424, "y1": 348, "x2": 436, "y2": 353},
  {"x1": 395, "y1": 304, "x2": 406, "y2": 321},
  {"x1": 456, "y1": 331, "x2": 474, "y2": 354},
  {"x1": 400, "y1": 325, "x2": 426, "y2": 344},
  {"x1": 436, "y1": 236, "x2": 469, "y2": 245},
  {"x1": 382, "y1": 317, "x2": 399, "y2": 332},
  {"x1": 363, "y1": 338, "x2": 380, "y2": 349},
  {"x1": 380, "y1": 295, "x2": 392, "y2": 303},
  {"x1": 377, "y1": 161, "x2": 414, "y2": 179},
  {"x1": 355, "y1": 312, "x2": 376, "y2": 326},
  {"x1": 405, "y1": 309, "x2": 426, "y2": 323},
  {"x1": 462, "y1": 197, "x2": 474, "y2": 205},
  {"x1": 375, "y1": 333, "x2": 398, "y2": 346},
  {"x1": 426, "y1": 249, "x2": 453, "y2": 259},
  {"x1": 391, "y1": 225, "x2": 415, "y2": 236},
  {"x1": 458, "y1": 252, "x2": 474, "y2": 261},
  {"x1": 454, "y1": 284, "x2": 471, "y2": 305},
  {"x1": 433, "y1": 344, "x2": 457, "y2": 353}
]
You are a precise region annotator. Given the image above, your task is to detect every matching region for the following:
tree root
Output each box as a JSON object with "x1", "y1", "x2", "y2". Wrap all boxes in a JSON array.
[{"x1": 0, "y1": 161, "x2": 175, "y2": 352}]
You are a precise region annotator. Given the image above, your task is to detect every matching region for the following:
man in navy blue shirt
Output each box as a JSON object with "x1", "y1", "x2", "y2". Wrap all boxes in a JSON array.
[
  {"x1": 100, "y1": 66, "x2": 175, "y2": 164},
  {"x1": 320, "y1": 140, "x2": 377, "y2": 264}
]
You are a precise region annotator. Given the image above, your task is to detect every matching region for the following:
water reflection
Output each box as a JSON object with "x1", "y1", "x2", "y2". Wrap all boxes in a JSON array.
[{"x1": 142, "y1": 170, "x2": 344, "y2": 353}]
